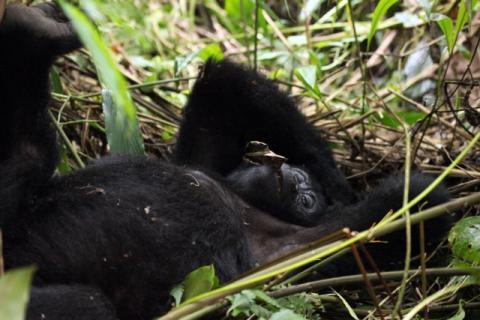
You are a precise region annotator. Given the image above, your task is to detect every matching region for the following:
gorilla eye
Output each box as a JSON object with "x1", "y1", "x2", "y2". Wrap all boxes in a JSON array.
[{"x1": 300, "y1": 193, "x2": 315, "y2": 209}]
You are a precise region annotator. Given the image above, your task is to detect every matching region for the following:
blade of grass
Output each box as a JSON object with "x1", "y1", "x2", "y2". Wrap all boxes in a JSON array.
[
  {"x1": 367, "y1": 0, "x2": 398, "y2": 50},
  {"x1": 60, "y1": 1, "x2": 144, "y2": 155}
]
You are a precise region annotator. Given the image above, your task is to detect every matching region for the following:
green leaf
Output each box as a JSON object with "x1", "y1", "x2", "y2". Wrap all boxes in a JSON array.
[
  {"x1": 101, "y1": 90, "x2": 143, "y2": 155},
  {"x1": 449, "y1": 216, "x2": 480, "y2": 266},
  {"x1": 49, "y1": 67, "x2": 64, "y2": 95},
  {"x1": 198, "y1": 44, "x2": 224, "y2": 62},
  {"x1": 169, "y1": 284, "x2": 184, "y2": 307},
  {"x1": 182, "y1": 265, "x2": 219, "y2": 302},
  {"x1": 60, "y1": 1, "x2": 144, "y2": 155},
  {"x1": 398, "y1": 111, "x2": 426, "y2": 125},
  {"x1": 333, "y1": 288, "x2": 359, "y2": 320},
  {"x1": 250, "y1": 289, "x2": 281, "y2": 308},
  {"x1": 448, "y1": 300, "x2": 466, "y2": 320},
  {"x1": 377, "y1": 113, "x2": 399, "y2": 128},
  {"x1": 455, "y1": 0, "x2": 471, "y2": 40},
  {"x1": 434, "y1": 14, "x2": 455, "y2": 53},
  {"x1": 270, "y1": 309, "x2": 307, "y2": 320},
  {"x1": 57, "y1": 144, "x2": 72, "y2": 174},
  {"x1": 294, "y1": 65, "x2": 321, "y2": 98},
  {"x1": 0, "y1": 267, "x2": 35, "y2": 320},
  {"x1": 224, "y1": 0, "x2": 265, "y2": 31},
  {"x1": 227, "y1": 290, "x2": 256, "y2": 316},
  {"x1": 367, "y1": 0, "x2": 398, "y2": 50}
]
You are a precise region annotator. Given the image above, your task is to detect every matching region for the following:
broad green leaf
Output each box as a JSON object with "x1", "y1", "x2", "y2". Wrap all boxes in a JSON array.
[
  {"x1": 434, "y1": 14, "x2": 454, "y2": 53},
  {"x1": 224, "y1": 0, "x2": 265, "y2": 31},
  {"x1": 198, "y1": 44, "x2": 224, "y2": 62},
  {"x1": 456, "y1": 1, "x2": 469, "y2": 34},
  {"x1": 227, "y1": 290, "x2": 256, "y2": 317},
  {"x1": 49, "y1": 67, "x2": 64, "y2": 95},
  {"x1": 169, "y1": 284, "x2": 184, "y2": 306},
  {"x1": 60, "y1": 1, "x2": 144, "y2": 155},
  {"x1": 294, "y1": 65, "x2": 321, "y2": 98},
  {"x1": 376, "y1": 111, "x2": 426, "y2": 128},
  {"x1": 377, "y1": 113, "x2": 400, "y2": 128},
  {"x1": 182, "y1": 265, "x2": 219, "y2": 302},
  {"x1": 367, "y1": 0, "x2": 398, "y2": 50},
  {"x1": 398, "y1": 111, "x2": 426, "y2": 125},
  {"x1": 57, "y1": 145, "x2": 72, "y2": 174},
  {"x1": 449, "y1": 216, "x2": 480, "y2": 266},
  {"x1": 0, "y1": 267, "x2": 35, "y2": 320},
  {"x1": 448, "y1": 300, "x2": 466, "y2": 320}
]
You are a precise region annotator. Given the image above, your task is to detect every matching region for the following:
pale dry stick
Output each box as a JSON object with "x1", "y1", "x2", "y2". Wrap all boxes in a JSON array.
[
  {"x1": 270, "y1": 268, "x2": 477, "y2": 299},
  {"x1": 326, "y1": 63, "x2": 438, "y2": 105},
  {"x1": 379, "y1": 64, "x2": 439, "y2": 99},
  {"x1": 370, "y1": 87, "x2": 413, "y2": 319},
  {"x1": 262, "y1": 9, "x2": 292, "y2": 52},
  {"x1": 449, "y1": 178, "x2": 480, "y2": 194},
  {"x1": 334, "y1": 110, "x2": 377, "y2": 132},
  {"x1": 48, "y1": 111, "x2": 85, "y2": 168},
  {"x1": 404, "y1": 279, "x2": 469, "y2": 320},
  {"x1": 421, "y1": 165, "x2": 480, "y2": 179},
  {"x1": 345, "y1": 30, "x2": 398, "y2": 86},
  {"x1": 347, "y1": 137, "x2": 405, "y2": 179}
]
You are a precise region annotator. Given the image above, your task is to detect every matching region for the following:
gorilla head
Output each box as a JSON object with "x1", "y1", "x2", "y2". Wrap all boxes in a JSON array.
[{"x1": 226, "y1": 162, "x2": 326, "y2": 225}]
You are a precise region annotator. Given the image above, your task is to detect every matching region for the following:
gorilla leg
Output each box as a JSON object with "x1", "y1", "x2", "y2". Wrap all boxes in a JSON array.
[
  {"x1": 249, "y1": 173, "x2": 451, "y2": 269},
  {"x1": 175, "y1": 60, "x2": 356, "y2": 205},
  {"x1": 0, "y1": 3, "x2": 81, "y2": 226},
  {"x1": 309, "y1": 173, "x2": 452, "y2": 276}
]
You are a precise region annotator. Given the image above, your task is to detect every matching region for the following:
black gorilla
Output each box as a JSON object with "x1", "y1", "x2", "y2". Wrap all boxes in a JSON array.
[{"x1": 0, "y1": 3, "x2": 451, "y2": 320}]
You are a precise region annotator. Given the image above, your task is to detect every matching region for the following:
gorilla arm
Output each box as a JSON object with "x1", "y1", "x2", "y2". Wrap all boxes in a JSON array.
[
  {"x1": 175, "y1": 60, "x2": 356, "y2": 205},
  {"x1": 244, "y1": 173, "x2": 451, "y2": 270},
  {"x1": 0, "y1": 3, "x2": 82, "y2": 226}
]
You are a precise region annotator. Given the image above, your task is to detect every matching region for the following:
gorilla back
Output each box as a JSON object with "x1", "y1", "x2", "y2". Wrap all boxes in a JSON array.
[
  {"x1": 0, "y1": 3, "x2": 452, "y2": 320},
  {"x1": 0, "y1": 4, "x2": 251, "y2": 318},
  {"x1": 6, "y1": 157, "x2": 254, "y2": 318}
]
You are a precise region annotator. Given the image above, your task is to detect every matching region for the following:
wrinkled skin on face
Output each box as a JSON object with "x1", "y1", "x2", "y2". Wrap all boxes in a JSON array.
[{"x1": 226, "y1": 163, "x2": 326, "y2": 226}]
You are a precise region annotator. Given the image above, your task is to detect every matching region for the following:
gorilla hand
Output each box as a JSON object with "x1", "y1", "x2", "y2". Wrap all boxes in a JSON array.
[{"x1": 0, "y1": 2, "x2": 81, "y2": 56}]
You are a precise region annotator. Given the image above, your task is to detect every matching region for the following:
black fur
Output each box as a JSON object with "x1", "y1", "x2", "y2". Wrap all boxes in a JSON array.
[
  {"x1": 0, "y1": 3, "x2": 452, "y2": 320},
  {"x1": 176, "y1": 60, "x2": 357, "y2": 206},
  {"x1": 27, "y1": 285, "x2": 117, "y2": 320}
]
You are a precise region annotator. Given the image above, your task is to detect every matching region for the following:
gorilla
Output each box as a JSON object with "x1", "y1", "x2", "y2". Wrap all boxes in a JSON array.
[{"x1": 0, "y1": 3, "x2": 451, "y2": 320}]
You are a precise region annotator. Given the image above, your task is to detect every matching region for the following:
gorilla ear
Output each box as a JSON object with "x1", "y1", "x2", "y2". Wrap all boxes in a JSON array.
[{"x1": 0, "y1": 0, "x2": 5, "y2": 24}]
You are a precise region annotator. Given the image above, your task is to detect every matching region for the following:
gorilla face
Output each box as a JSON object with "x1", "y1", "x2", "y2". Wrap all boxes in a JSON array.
[{"x1": 226, "y1": 163, "x2": 326, "y2": 225}]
